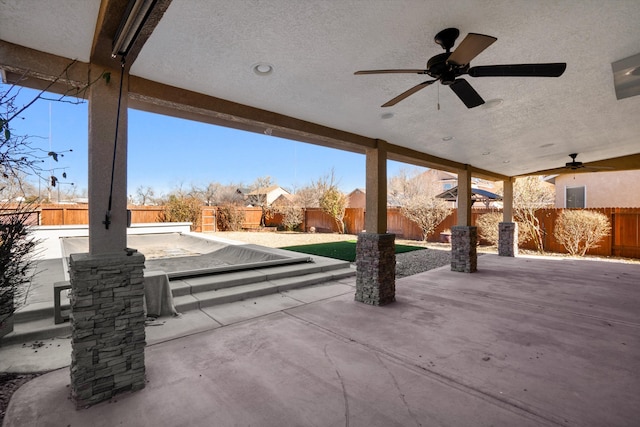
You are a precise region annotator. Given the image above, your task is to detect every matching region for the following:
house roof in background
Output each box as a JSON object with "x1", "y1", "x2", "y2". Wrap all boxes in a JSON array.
[{"x1": 435, "y1": 186, "x2": 502, "y2": 202}]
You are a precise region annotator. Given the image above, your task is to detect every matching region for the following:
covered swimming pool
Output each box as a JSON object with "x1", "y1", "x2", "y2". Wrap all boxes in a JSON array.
[{"x1": 61, "y1": 232, "x2": 313, "y2": 279}]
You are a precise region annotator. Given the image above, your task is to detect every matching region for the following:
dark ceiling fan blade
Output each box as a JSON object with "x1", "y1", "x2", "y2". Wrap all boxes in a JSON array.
[
  {"x1": 381, "y1": 80, "x2": 436, "y2": 107},
  {"x1": 447, "y1": 33, "x2": 497, "y2": 66},
  {"x1": 354, "y1": 69, "x2": 427, "y2": 75},
  {"x1": 468, "y1": 63, "x2": 567, "y2": 77},
  {"x1": 449, "y1": 79, "x2": 484, "y2": 108}
]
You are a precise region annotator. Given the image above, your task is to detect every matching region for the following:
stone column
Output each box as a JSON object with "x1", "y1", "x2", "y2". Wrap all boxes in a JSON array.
[
  {"x1": 69, "y1": 251, "x2": 146, "y2": 408},
  {"x1": 355, "y1": 233, "x2": 395, "y2": 305},
  {"x1": 451, "y1": 168, "x2": 477, "y2": 272},
  {"x1": 498, "y1": 222, "x2": 518, "y2": 257},
  {"x1": 451, "y1": 226, "x2": 477, "y2": 273},
  {"x1": 499, "y1": 178, "x2": 518, "y2": 256},
  {"x1": 355, "y1": 141, "x2": 395, "y2": 305}
]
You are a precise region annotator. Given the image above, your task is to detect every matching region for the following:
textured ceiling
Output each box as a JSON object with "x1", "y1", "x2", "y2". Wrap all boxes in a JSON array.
[{"x1": 2, "y1": 0, "x2": 639, "y2": 177}]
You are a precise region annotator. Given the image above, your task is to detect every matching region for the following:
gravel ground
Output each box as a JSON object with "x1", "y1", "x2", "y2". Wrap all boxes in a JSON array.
[{"x1": 208, "y1": 231, "x2": 454, "y2": 277}]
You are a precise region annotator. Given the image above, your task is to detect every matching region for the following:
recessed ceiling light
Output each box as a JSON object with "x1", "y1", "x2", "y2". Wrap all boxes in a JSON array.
[
  {"x1": 252, "y1": 62, "x2": 274, "y2": 76},
  {"x1": 381, "y1": 112, "x2": 394, "y2": 119},
  {"x1": 482, "y1": 151, "x2": 490, "y2": 155},
  {"x1": 482, "y1": 98, "x2": 504, "y2": 109},
  {"x1": 540, "y1": 143, "x2": 554, "y2": 148},
  {"x1": 625, "y1": 66, "x2": 640, "y2": 76},
  {"x1": 503, "y1": 160, "x2": 511, "y2": 163},
  {"x1": 442, "y1": 136, "x2": 454, "y2": 141}
]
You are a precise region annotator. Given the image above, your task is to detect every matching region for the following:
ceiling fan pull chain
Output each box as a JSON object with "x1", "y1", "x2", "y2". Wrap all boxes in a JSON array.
[{"x1": 437, "y1": 83, "x2": 440, "y2": 110}]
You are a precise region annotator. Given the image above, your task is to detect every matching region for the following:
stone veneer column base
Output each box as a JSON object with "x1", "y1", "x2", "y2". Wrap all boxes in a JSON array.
[
  {"x1": 451, "y1": 226, "x2": 477, "y2": 273},
  {"x1": 69, "y1": 251, "x2": 146, "y2": 409},
  {"x1": 355, "y1": 233, "x2": 396, "y2": 305},
  {"x1": 498, "y1": 222, "x2": 519, "y2": 257}
]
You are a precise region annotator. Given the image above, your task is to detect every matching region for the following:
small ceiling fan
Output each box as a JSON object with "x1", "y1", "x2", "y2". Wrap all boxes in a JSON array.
[
  {"x1": 564, "y1": 153, "x2": 613, "y2": 171},
  {"x1": 354, "y1": 28, "x2": 567, "y2": 108}
]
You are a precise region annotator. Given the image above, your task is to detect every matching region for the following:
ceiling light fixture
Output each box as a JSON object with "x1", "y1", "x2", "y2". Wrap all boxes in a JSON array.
[
  {"x1": 111, "y1": 0, "x2": 156, "y2": 58},
  {"x1": 626, "y1": 66, "x2": 640, "y2": 76},
  {"x1": 612, "y1": 52, "x2": 640, "y2": 99},
  {"x1": 503, "y1": 160, "x2": 511, "y2": 163},
  {"x1": 482, "y1": 151, "x2": 490, "y2": 155},
  {"x1": 253, "y1": 63, "x2": 274, "y2": 76},
  {"x1": 442, "y1": 136, "x2": 454, "y2": 141}
]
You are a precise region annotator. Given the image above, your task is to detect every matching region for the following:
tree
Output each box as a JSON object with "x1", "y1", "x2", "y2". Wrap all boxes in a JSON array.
[
  {"x1": 294, "y1": 182, "x2": 323, "y2": 208},
  {"x1": 134, "y1": 185, "x2": 156, "y2": 205},
  {"x1": 554, "y1": 210, "x2": 611, "y2": 256},
  {"x1": 318, "y1": 169, "x2": 348, "y2": 234},
  {"x1": 0, "y1": 171, "x2": 37, "y2": 202},
  {"x1": 1, "y1": 67, "x2": 99, "y2": 331},
  {"x1": 1, "y1": 203, "x2": 40, "y2": 337},
  {"x1": 389, "y1": 169, "x2": 452, "y2": 241},
  {"x1": 513, "y1": 176, "x2": 555, "y2": 253},
  {"x1": 272, "y1": 194, "x2": 304, "y2": 231},
  {"x1": 247, "y1": 176, "x2": 274, "y2": 227}
]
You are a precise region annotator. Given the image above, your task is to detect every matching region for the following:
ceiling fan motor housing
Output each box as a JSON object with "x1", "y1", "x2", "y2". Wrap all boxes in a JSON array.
[
  {"x1": 427, "y1": 52, "x2": 469, "y2": 84},
  {"x1": 434, "y1": 27, "x2": 460, "y2": 51}
]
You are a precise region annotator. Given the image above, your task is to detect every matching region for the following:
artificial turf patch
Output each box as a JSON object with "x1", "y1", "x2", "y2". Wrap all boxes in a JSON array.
[{"x1": 280, "y1": 240, "x2": 425, "y2": 262}]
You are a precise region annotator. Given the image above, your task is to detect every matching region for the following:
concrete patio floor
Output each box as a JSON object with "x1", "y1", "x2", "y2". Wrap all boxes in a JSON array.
[{"x1": 3, "y1": 254, "x2": 639, "y2": 426}]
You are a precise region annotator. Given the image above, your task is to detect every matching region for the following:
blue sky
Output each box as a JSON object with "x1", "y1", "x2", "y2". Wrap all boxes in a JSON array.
[{"x1": 6, "y1": 85, "x2": 416, "y2": 197}]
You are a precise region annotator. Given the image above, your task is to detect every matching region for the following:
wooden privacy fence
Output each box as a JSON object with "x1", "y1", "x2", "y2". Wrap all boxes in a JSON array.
[
  {"x1": 0, "y1": 205, "x2": 166, "y2": 226},
  {"x1": 425, "y1": 207, "x2": 640, "y2": 259},
  {"x1": 37, "y1": 205, "x2": 165, "y2": 225},
  {"x1": 6, "y1": 204, "x2": 639, "y2": 259}
]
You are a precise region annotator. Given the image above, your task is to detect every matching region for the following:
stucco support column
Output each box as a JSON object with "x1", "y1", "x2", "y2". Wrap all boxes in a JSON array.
[
  {"x1": 499, "y1": 178, "x2": 518, "y2": 256},
  {"x1": 364, "y1": 140, "x2": 387, "y2": 234},
  {"x1": 69, "y1": 64, "x2": 146, "y2": 408},
  {"x1": 356, "y1": 140, "x2": 395, "y2": 305},
  {"x1": 88, "y1": 64, "x2": 128, "y2": 255},
  {"x1": 451, "y1": 167, "x2": 477, "y2": 272}
]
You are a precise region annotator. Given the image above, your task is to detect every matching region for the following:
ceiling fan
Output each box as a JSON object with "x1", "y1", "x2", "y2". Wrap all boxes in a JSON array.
[
  {"x1": 354, "y1": 28, "x2": 567, "y2": 108},
  {"x1": 564, "y1": 153, "x2": 613, "y2": 171}
]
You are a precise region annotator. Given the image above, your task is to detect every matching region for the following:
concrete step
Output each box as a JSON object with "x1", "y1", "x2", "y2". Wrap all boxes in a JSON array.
[
  {"x1": 0, "y1": 317, "x2": 71, "y2": 346},
  {"x1": 2, "y1": 260, "x2": 355, "y2": 346},
  {"x1": 172, "y1": 259, "x2": 348, "y2": 295},
  {"x1": 173, "y1": 266, "x2": 355, "y2": 312},
  {"x1": 14, "y1": 299, "x2": 70, "y2": 323}
]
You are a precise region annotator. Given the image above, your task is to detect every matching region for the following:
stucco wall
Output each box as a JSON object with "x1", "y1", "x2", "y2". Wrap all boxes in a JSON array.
[{"x1": 554, "y1": 170, "x2": 640, "y2": 208}]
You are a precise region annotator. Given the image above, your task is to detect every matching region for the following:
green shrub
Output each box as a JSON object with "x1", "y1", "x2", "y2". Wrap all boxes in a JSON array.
[{"x1": 554, "y1": 210, "x2": 611, "y2": 256}]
